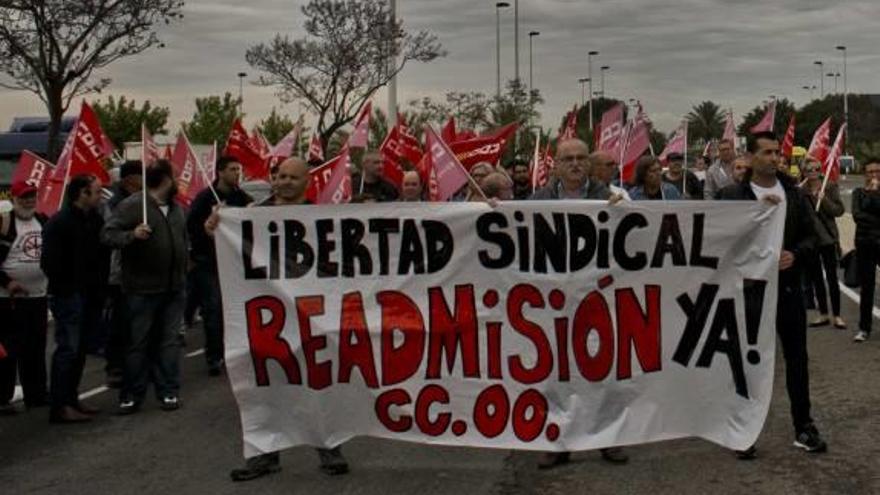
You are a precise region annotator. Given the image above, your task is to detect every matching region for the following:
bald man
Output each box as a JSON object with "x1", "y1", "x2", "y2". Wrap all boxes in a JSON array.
[
  {"x1": 589, "y1": 150, "x2": 631, "y2": 201},
  {"x1": 480, "y1": 171, "x2": 514, "y2": 200},
  {"x1": 531, "y1": 139, "x2": 611, "y2": 201},
  {"x1": 399, "y1": 170, "x2": 424, "y2": 202},
  {"x1": 207, "y1": 158, "x2": 352, "y2": 481},
  {"x1": 352, "y1": 151, "x2": 398, "y2": 202},
  {"x1": 465, "y1": 162, "x2": 495, "y2": 201}
]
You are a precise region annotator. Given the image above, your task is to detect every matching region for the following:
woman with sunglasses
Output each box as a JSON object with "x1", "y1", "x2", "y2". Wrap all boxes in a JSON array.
[{"x1": 801, "y1": 157, "x2": 846, "y2": 329}]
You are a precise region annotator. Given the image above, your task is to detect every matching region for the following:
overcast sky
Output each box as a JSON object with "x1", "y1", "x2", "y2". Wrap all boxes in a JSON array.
[{"x1": 1, "y1": 0, "x2": 878, "y2": 136}]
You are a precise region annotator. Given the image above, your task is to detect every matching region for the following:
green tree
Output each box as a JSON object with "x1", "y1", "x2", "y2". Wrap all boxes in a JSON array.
[
  {"x1": 92, "y1": 96, "x2": 169, "y2": 152},
  {"x1": 259, "y1": 108, "x2": 296, "y2": 145},
  {"x1": 445, "y1": 91, "x2": 492, "y2": 132},
  {"x1": 246, "y1": 0, "x2": 444, "y2": 152},
  {"x1": 0, "y1": 0, "x2": 183, "y2": 160},
  {"x1": 491, "y1": 79, "x2": 543, "y2": 158},
  {"x1": 183, "y1": 93, "x2": 241, "y2": 145},
  {"x1": 686, "y1": 101, "x2": 725, "y2": 144}
]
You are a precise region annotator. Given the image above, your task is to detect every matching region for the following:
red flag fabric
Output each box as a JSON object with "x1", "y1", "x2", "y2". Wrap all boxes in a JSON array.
[
  {"x1": 142, "y1": 124, "x2": 162, "y2": 167},
  {"x1": 308, "y1": 133, "x2": 325, "y2": 163},
  {"x1": 424, "y1": 126, "x2": 471, "y2": 202},
  {"x1": 380, "y1": 125, "x2": 423, "y2": 166},
  {"x1": 272, "y1": 119, "x2": 303, "y2": 159},
  {"x1": 14, "y1": 151, "x2": 59, "y2": 216},
  {"x1": 249, "y1": 127, "x2": 272, "y2": 159},
  {"x1": 58, "y1": 102, "x2": 111, "y2": 185},
  {"x1": 559, "y1": 105, "x2": 578, "y2": 142},
  {"x1": 822, "y1": 123, "x2": 846, "y2": 183},
  {"x1": 225, "y1": 119, "x2": 269, "y2": 181},
  {"x1": 781, "y1": 115, "x2": 796, "y2": 159},
  {"x1": 382, "y1": 158, "x2": 404, "y2": 191},
  {"x1": 441, "y1": 116, "x2": 457, "y2": 143},
  {"x1": 620, "y1": 113, "x2": 651, "y2": 184},
  {"x1": 529, "y1": 133, "x2": 549, "y2": 192},
  {"x1": 750, "y1": 100, "x2": 777, "y2": 134},
  {"x1": 202, "y1": 144, "x2": 217, "y2": 184},
  {"x1": 348, "y1": 102, "x2": 372, "y2": 149},
  {"x1": 450, "y1": 123, "x2": 518, "y2": 169},
  {"x1": 162, "y1": 143, "x2": 174, "y2": 161},
  {"x1": 101, "y1": 134, "x2": 116, "y2": 158},
  {"x1": 306, "y1": 147, "x2": 352, "y2": 204},
  {"x1": 598, "y1": 104, "x2": 625, "y2": 156},
  {"x1": 807, "y1": 118, "x2": 832, "y2": 164},
  {"x1": 456, "y1": 129, "x2": 477, "y2": 142},
  {"x1": 723, "y1": 111, "x2": 737, "y2": 143},
  {"x1": 170, "y1": 132, "x2": 210, "y2": 207},
  {"x1": 659, "y1": 123, "x2": 687, "y2": 164}
]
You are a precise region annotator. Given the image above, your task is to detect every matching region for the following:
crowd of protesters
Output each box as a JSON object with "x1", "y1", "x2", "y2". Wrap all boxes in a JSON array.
[{"x1": 1, "y1": 130, "x2": 879, "y2": 480}]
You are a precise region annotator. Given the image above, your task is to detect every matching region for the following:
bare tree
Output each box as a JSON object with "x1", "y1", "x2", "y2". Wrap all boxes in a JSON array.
[
  {"x1": 0, "y1": 0, "x2": 183, "y2": 159},
  {"x1": 246, "y1": 0, "x2": 444, "y2": 152}
]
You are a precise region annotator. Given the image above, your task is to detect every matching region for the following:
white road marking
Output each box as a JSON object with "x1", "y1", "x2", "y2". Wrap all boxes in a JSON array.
[{"x1": 839, "y1": 283, "x2": 880, "y2": 320}]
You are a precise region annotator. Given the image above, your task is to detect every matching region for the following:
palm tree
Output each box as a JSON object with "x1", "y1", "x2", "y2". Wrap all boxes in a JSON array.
[{"x1": 686, "y1": 101, "x2": 725, "y2": 143}]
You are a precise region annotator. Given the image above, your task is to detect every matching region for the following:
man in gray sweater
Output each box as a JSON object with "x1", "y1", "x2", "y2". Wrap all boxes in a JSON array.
[
  {"x1": 703, "y1": 139, "x2": 737, "y2": 199},
  {"x1": 102, "y1": 160, "x2": 187, "y2": 414}
]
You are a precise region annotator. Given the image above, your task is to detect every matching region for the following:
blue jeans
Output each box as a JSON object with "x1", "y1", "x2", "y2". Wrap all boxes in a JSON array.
[
  {"x1": 122, "y1": 290, "x2": 185, "y2": 402},
  {"x1": 191, "y1": 262, "x2": 224, "y2": 366},
  {"x1": 49, "y1": 293, "x2": 101, "y2": 410}
]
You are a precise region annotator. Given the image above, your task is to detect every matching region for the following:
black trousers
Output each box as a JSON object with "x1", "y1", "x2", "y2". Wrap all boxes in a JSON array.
[
  {"x1": 776, "y1": 282, "x2": 813, "y2": 433},
  {"x1": 808, "y1": 244, "x2": 841, "y2": 317},
  {"x1": 856, "y1": 241, "x2": 880, "y2": 333},
  {"x1": 0, "y1": 297, "x2": 49, "y2": 406},
  {"x1": 103, "y1": 285, "x2": 129, "y2": 375}
]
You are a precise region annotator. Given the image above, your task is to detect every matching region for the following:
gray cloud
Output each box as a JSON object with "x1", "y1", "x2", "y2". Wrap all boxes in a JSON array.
[{"x1": 1, "y1": 0, "x2": 878, "y2": 135}]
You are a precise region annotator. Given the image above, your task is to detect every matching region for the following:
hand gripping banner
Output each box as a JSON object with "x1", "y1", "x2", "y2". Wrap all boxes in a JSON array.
[{"x1": 215, "y1": 201, "x2": 784, "y2": 457}]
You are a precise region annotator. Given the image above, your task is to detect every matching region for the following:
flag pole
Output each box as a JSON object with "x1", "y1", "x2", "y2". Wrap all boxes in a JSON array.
[
  {"x1": 140, "y1": 123, "x2": 148, "y2": 225},
  {"x1": 531, "y1": 131, "x2": 541, "y2": 194},
  {"x1": 431, "y1": 126, "x2": 490, "y2": 202},
  {"x1": 816, "y1": 124, "x2": 846, "y2": 212},
  {"x1": 182, "y1": 126, "x2": 221, "y2": 205}
]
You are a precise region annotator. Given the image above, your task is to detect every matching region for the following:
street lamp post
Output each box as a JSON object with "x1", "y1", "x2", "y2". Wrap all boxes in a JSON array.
[
  {"x1": 600, "y1": 65, "x2": 610, "y2": 98},
  {"x1": 514, "y1": 0, "x2": 519, "y2": 85},
  {"x1": 528, "y1": 31, "x2": 540, "y2": 96},
  {"x1": 837, "y1": 45, "x2": 849, "y2": 153},
  {"x1": 388, "y1": 0, "x2": 398, "y2": 127},
  {"x1": 827, "y1": 72, "x2": 840, "y2": 94},
  {"x1": 495, "y1": 2, "x2": 510, "y2": 99},
  {"x1": 578, "y1": 78, "x2": 590, "y2": 107},
  {"x1": 587, "y1": 50, "x2": 598, "y2": 133},
  {"x1": 237, "y1": 72, "x2": 247, "y2": 117},
  {"x1": 814, "y1": 60, "x2": 824, "y2": 98}
]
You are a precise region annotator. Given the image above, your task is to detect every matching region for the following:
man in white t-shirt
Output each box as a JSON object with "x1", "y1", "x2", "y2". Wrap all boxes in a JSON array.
[{"x1": 0, "y1": 181, "x2": 50, "y2": 414}]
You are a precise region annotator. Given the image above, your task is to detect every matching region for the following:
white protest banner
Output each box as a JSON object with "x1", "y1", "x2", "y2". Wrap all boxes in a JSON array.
[{"x1": 215, "y1": 201, "x2": 784, "y2": 458}]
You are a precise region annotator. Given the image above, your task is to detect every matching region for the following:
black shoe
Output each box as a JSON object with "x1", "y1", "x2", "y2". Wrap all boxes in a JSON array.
[
  {"x1": 600, "y1": 447, "x2": 629, "y2": 464},
  {"x1": 160, "y1": 396, "x2": 180, "y2": 411},
  {"x1": 794, "y1": 425, "x2": 827, "y2": 453},
  {"x1": 317, "y1": 447, "x2": 349, "y2": 475},
  {"x1": 230, "y1": 453, "x2": 281, "y2": 482},
  {"x1": 736, "y1": 445, "x2": 758, "y2": 460},
  {"x1": 537, "y1": 452, "x2": 570, "y2": 469},
  {"x1": 208, "y1": 359, "x2": 224, "y2": 377},
  {"x1": 116, "y1": 399, "x2": 141, "y2": 416}
]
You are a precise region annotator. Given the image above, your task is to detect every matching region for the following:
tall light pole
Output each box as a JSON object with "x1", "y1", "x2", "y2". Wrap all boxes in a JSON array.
[
  {"x1": 802, "y1": 85, "x2": 816, "y2": 101},
  {"x1": 237, "y1": 72, "x2": 247, "y2": 117},
  {"x1": 814, "y1": 60, "x2": 824, "y2": 98},
  {"x1": 600, "y1": 65, "x2": 610, "y2": 98},
  {"x1": 495, "y1": 2, "x2": 510, "y2": 98},
  {"x1": 388, "y1": 0, "x2": 398, "y2": 127},
  {"x1": 827, "y1": 72, "x2": 839, "y2": 94},
  {"x1": 587, "y1": 50, "x2": 598, "y2": 133},
  {"x1": 528, "y1": 31, "x2": 539, "y2": 96},
  {"x1": 514, "y1": 0, "x2": 520, "y2": 85},
  {"x1": 578, "y1": 78, "x2": 590, "y2": 107},
  {"x1": 837, "y1": 45, "x2": 849, "y2": 153}
]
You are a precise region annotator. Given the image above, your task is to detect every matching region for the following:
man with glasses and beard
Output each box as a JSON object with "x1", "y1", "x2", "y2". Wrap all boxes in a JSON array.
[{"x1": 102, "y1": 160, "x2": 188, "y2": 415}]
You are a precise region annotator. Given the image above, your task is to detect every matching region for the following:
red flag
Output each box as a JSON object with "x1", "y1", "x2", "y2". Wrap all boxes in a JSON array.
[
  {"x1": 620, "y1": 112, "x2": 651, "y2": 184},
  {"x1": 14, "y1": 151, "x2": 60, "y2": 216},
  {"x1": 141, "y1": 124, "x2": 163, "y2": 168},
  {"x1": 723, "y1": 111, "x2": 737, "y2": 143},
  {"x1": 380, "y1": 125, "x2": 423, "y2": 166},
  {"x1": 529, "y1": 133, "x2": 549, "y2": 192},
  {"x1": 170, "y1": 131, "x2": 209, "y2": 207},
  {"x1": 272, "y1": 118, "x2": 303, "y2": 159},
  {"x1": 382, "y1": 158, "x2": 404, "y2": 191},
  {"x1": 348, "y1": 102, "x2": 372, "y2": 149},
  {"x1": 822, "y1": 123, "x2": 846, "y2": 183},
  {"x1": 441, "y1": 116, "x2": 457, "y2": 143},
  {"x1": 225, "y1": 119, "x2": 268, "y2": 180},
  {"x1": 101, "y1": 134, "x2": 116, "y2": 158},
  {"x1": 807, "y1": 118, "x2": 832, "y2": 164},
  {"x1": 249, "y1": 127, "x2": 272, "y2": 159},
  {"x1": 659, "y1": 123, "x2": 687, "y2": 164},
  {"x1": 306, "y1": 147, "x2": 352, "y2": 204},
  {"x1": 57, "y1": 102, "x2": 111, "y2": 185},
  {"x1": 781, "y1": 115, "x2": 796, "y2": 159},
  {"x1": 308, "y1": 133, "x2": 325, "y2": 163},
  {"x1": 456, "y1": 129, "x2": 477, "y2": 142},
  {"x1": 750, "y1": 100, "x2": 777, "y2": 134},
  {"x1": 202, "y1": 143, "x2": 217, "y2": 184},
  {"x1": 424, "y1": 126, "x2": 471, "y2": 202},
  {"x1": 559, "y1": 105, "x2": 578, "y2": 142},
  {"x1": 450, "y1": 123, "x2": 518, "y2": 169},
  {"x1": 598, "y1": 103, "x2": 625, "y2": 156}
]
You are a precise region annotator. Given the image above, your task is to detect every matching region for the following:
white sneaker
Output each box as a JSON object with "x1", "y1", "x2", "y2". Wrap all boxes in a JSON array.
[{"x1": 854, "y1": 331, "x2": 869, "y2": 343}]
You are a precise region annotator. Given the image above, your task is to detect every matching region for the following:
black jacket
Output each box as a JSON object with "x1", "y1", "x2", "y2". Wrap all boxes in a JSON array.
[
  {"x1": 717, "y1": 172, "x2": 816, "y2": 287},
  {"x1": 186, "y1": 184, "x2": 252, "y2": 268},
  {"x1": 852, "y1": 187, "x2": 880, "y2": 245},
  {"x1": 351, "y1": 175, "x2": 399, "y2": 202},
  {"x1": 529, "y1": 178, "x2": 611, "y2": 201},
  {"x1": 41, "y1": 206, "x2": 109, "y2": 295},
  {"x1": 0, "y1": 211, "x2": 49, "y2": 289},
  {"x1": 102, "y1": 194, "x2": 188, "y2": 295}
]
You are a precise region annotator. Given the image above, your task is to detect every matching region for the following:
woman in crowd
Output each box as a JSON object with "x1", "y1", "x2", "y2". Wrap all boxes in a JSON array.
[{"x1": 629, "y1": 156, "x2": 682, "y2": 200}]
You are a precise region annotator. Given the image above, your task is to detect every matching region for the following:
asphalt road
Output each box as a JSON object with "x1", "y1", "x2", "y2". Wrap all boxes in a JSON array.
[{"x1": 2, "y1": 281, "x2": 879, "y2": 494}]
